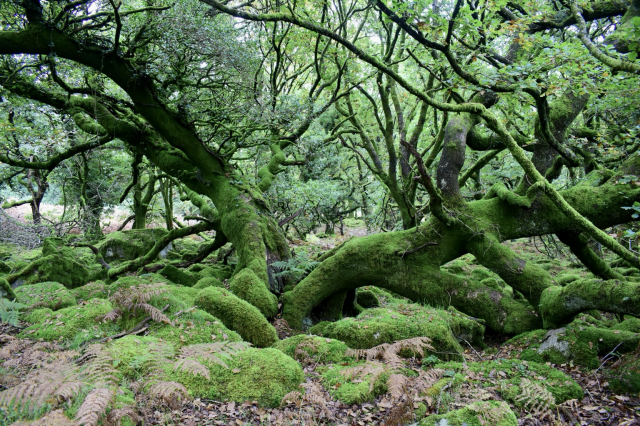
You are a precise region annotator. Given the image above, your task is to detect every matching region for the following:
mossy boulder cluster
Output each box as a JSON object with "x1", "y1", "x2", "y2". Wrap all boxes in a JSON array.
[
  {"x1": 507, "y1": 314, "x2": 640, "y2": 369},
  {"x1": 310, "y1": 302, "x2": 485, "y2": 361}
]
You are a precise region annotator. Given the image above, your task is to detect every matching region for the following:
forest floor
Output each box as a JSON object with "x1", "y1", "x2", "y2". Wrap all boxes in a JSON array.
[{"x1": 1, "y1": 225, "x2": 640, "y2": 425}]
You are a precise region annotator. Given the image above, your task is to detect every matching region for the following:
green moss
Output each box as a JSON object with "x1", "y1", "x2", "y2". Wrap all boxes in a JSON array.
[
  {"x1": 193, "y1": 276, "x2": 224, "y2": 289},
  {"x1": 9, "y1": 253, "x2": 89, "y2": 289},
  {"x1": 108, "y1": 273, "x2": 168, "y2": 290},
  {"x1": 195, "y1": 287, "x2": 278, "y2": 347},
  {"x1": 97, "y1": 228, "x2": 169, "y2": 262},
  {"x1": 168, "y1": 285, "x2": 200, "y2": 306},
  {"x1": 229, "y1": 268, "x2": 278, "y2": 319},
  {"x1": 356, "y1": 289, "x2": 380, "y2": 308},
  {"x1": 151, "y1": 309, "x2": 242, "y2": 347},
  {"x1": 273, "y1": 335, "x2": 351, "y2": 364},
  {"x1": 15, "y1": 282, "x2": 77, "y2": 310},
  {"x1": 508, "y1": 318, "x2": 640, "y2": 369},
  {"x1": 319, "y1": 362, "x2": 388, "y2": 404},
  {"x1": 434, "y1": 359, "x2": 583, "y2": 404},
  {"x1": 71, "y1": 281, "x2": 109, "y2": 301},
  {"x1": 613, "y1": 317, "x2": 640, "y2": 333},
  {"x1": 19, "y1": 298, "x2": 114, "y2": 341},
  {"x1": 196, "y1": 265, "x2": 233, "y2": 281},
  {"x1": 106, "y1": 335, "x2": 173, "y2": 380},
  {"x1": 419, "y1": 401, "x2": 517, "y2": 426},
  {"x1": 0, "y1": 277, "x2": 16, "y2": 299},
  {"x1": 173, "y1": 347, "x2": 304, "y2": 407},
  {"x1": 159, "y1": 264, "x2": 197, "y2": 286},
  {"x1": 555, "y1": 274, "x2": 581, "y2": 285},
  {"x1": 310, "y1": 303, "x2": 485, "y2": 361}
]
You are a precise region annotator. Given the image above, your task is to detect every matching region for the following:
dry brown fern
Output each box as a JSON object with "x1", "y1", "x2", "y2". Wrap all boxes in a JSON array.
[
  {"x1": 0, "y1": 360, "x2": 78, "y2": 414},
  {"x1": 80, "y1": 344, "x2": 118, "y2": 387},
  {"x1": 173, "y1": 358, "x2": 210, "y2": 379},
  {"x1": 101, "y1": 283, "x2": 171, "y2": 325},
  {"x1": 513, "y1": 378, "x2": 555, "y2": 419},
  {"x1": 75, "y1": 387, "x2": 114, "y2": 426},
  {"x1": 280, "y1": 382, "x2": 333, "y2": 419},
  {"x1": 148, "y1": 381, "x2": 191, "y2": 409},
  {"x1": 345, "y1": 337, "x2": 433, "y2": 370},
  {"x1": 106, "y1": 404, "x2": 141, "y2": 425}
]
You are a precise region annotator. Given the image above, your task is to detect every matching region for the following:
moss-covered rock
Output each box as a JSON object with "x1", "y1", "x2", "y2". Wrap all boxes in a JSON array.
[
  {"x1": 419, "y1": 401, "x2": 517, "y2": 426},
  {"x1": 193, "y1": 276, "x2": 224, "y2": 289},
  {"x1": 434, "y1": 358, "x2": 583, "y2": 404},
  {"x1": 9, "y1": 252, "x2": 90, "y2": 289},
  {"x1": 196, "y1": 265, "x2": 233, "y2": 281},
  {"x1": 273, "y1": 335, "x2": 351, "y2": 364},
  {"x1": 507, "y1": 316, "x2": 640, "y2": 368},
  {"x1": 195, "y1": 287, "x2": 278, "y2": 347},
  {"x1": 309, "y1": 303, "x2": 484, "y2": 361},
  {"x1": 319, "y1": 361, "x2": 388, "y2": 404},
  {"x1": 105, "y1": 335, "x2": 174, "y2": 380},
  {"x1": 97, "y1": 228, "x2": 168, "y2": 262},
  {"x1": 356, "y1": 289, "x2": 380, "y2": 308},
  {"x1": 15, "y1": 282, "x2": 76, "y2": 311},
  {"x1": 71, "y1": 281, "x2": 110, "y2": 301},
  {"x1": 19, "y1": 298, "x2": 114, "y2": 341},
  {"x1": 0, "y1": 277, "x2": 16, "y2": 299},
  {"x1": 555, "y1": 273, "x2": 581, "y2": 285},
  {"x1": 228, "y1": 268, "x2": 278, "y2": 319},
  {"x1": 151, "y1": 309, "x2": 242, "y2": 347},
  {"x1": 159, "y1": 264, "x2": 197, "y2": 286},
  {"x1": 173, "y1": 347, "x2": 304, "y2": 407},
  {"x1": 109, "y1": 273, "x2": 168, "y2": 291}
]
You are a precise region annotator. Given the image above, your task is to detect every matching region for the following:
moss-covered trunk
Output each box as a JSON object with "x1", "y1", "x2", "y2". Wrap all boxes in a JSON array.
[{"x1": 283, "y1": 170, "x2": 640, "y2": 333}]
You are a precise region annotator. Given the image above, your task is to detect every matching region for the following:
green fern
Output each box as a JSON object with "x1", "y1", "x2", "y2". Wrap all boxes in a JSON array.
[
  {"x1": 272, "y1": 251, "x2": 320, "y2": 282},
  {"x1": 0, "y1": 299, "x2": 26, "y2": 326}
]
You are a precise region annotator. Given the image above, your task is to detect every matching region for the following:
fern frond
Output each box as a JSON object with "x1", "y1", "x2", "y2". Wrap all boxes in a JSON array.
[
  {"x1": 81, "y1": 345, "x2": 118, "y2": 387},
  {"x1": 107, "y1": 405, "x2": 141, "y2": 425},
  {"x1": 280, "y1": 390, "x2": 303, "y2": 406},
  {"x1": 98, "y1": 308, "x2": 122, "y2": 322},
  {"x1": 54, "y1": 381, "x2": 84, "y2": 402},
  {"x1": 387, "y1": 373, "x2": 409, "y2": 400},
  {"x1": 75, "y1": 387, "x2": 114, "y2": 426},
  {"x1": 148, "y1": 381, "x2": 191, "y2": 406},
  {"x1": 133, "y1": 303, "x2": 171, "y2": 324},
  {"x1": 174, "y1": 358, "x2": 210, "y2": 379},
  {"x1": 513, "y1": 378, "x2": 555, "y2": 418}
]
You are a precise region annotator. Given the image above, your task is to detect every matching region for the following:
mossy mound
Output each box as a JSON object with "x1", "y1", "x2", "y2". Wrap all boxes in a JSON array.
[
  {"x1": 173, "y1": 347, "x2": 304, "y2": 407},
  {"x1": 273, "y1": 335, "x2": 351, "y2": 364},
  {"x1": 15, "y1": 281, "x2": 76, "y2": 311},
  {"x1": 196, "y1": 265, "x2": 233, "y2": 281},
  {"x1": 151, "y1": 309, "x2": 242, "y2": 347},
  {"x1": 71, "y1": 281, "x2": 109, "y2": 301},
  {"x1": 106, "y1": 335, "x2": 174, "y2": 380},
  {"x1": 229, "y1": 268, "x2": 278, "y2": 319},
  {"x1": 97, "y1": 228, "x2": 168, "y2": 262},
  {"x1": 309, "y1": 303, "x2": 485, "y2": 361},
  {"x1": 19, "y1": 298, "x2": 114, "y2": 342},
  {"x1": 319, "y1": 361, "x2": 388, "y2": 404},
  {"x1": 9, "y1": 253, "x2": 90, "y2": 289},
  {"x1": 159, "y1": 264, "x2": 197, "y2": 286},
  {"x1": 419, "y1": 401, "x2": 517, "y2": 426},
  {"x1": 356, "y1": 289, "x2": 379, "y2": 308},
  {"x1": 195, "y1": 287, "x2": 278, "y2": 347},
  {"x1": 507, "y1": 315, "x2": 640, "y2": 368},
  {"x1": 434, "y1": 358, "x2": 583, "y2": 404},
  {"x1": 0, "y1": 277, "x2": 16, "y2": 299},
  {"x1": 109, "y1": 273, "x2": 169, "y2": 291},
  {"x1": 193, "y1": 276, "x2": 224, "y2": 289}
]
